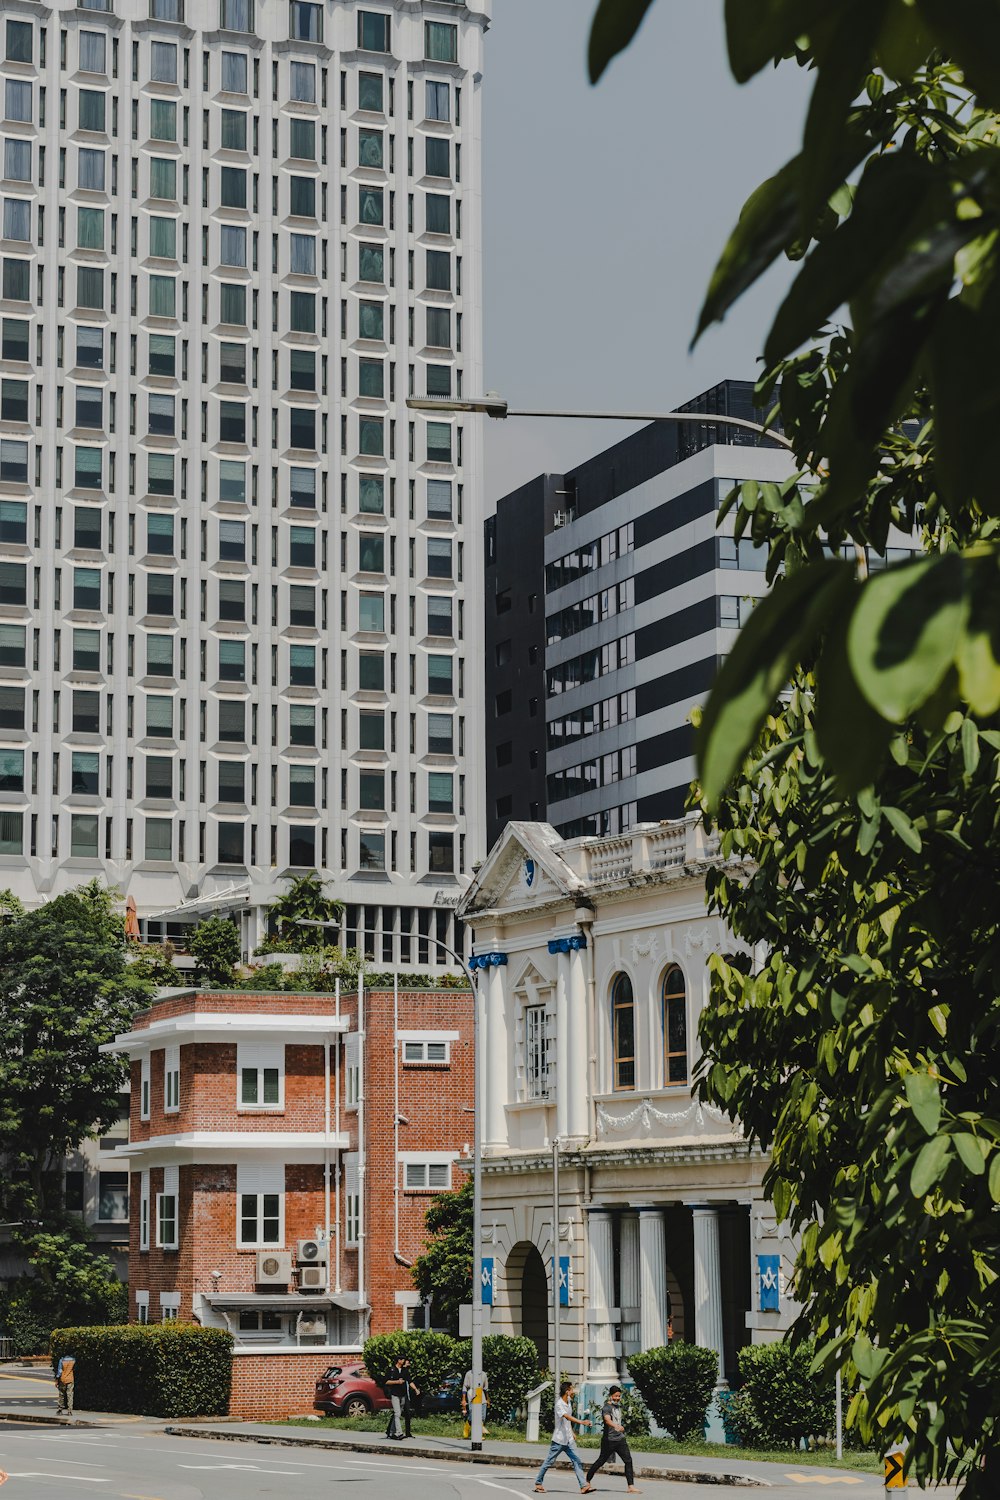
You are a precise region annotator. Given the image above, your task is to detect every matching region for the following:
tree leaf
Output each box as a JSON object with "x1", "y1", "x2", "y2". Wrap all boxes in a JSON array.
[
  {"x1": 905, "y1": 1071, "x2": 942, "y2": 1137},
  {"x1": 954, "y1": 553, "x2": 1000, "y2": 716},
  {"x1": 915, "y1": 0, "x2": 1000, "y2": 112},
  {"x1": 765, "y1": 154, "x2": 939, "y2": 365},
  {"x1": 799, "y1": 0, "x2": 890, "y2": 224},
  {"x1": 883, "y1": 805, "x2": 922, "y2": 853},
  {"x1": 724, "y1": 0, "x2": 831, "y2": 82},
  {"x1": 910, "y1": 1135, "x2": 952, "y2": 1197},
  {"x1": 697, "y1": 561, "x2": 852, "y2": 808},
  {"x1": 847, "y1": 555, "x2": 967, "y2": 722},
  {"x1": 587, "y1": 0, "x2": 657, "y2": 84},
  {"x1": 989, "y1": 1154, "x2": 1000, "y2": 1204},
  {"x1": 953, "y1": 1133, "x2": 988, "y2": 1176},
  {"x1": 816, "y1": 611, "x2": 894, "y2": 790},
  {"x1": 928, "y1": 296, "x2": 1000, "y2": 514}
]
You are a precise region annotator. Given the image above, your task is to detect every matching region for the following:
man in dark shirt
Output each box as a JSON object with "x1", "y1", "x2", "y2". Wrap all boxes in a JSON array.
[
  {"x1": 384, "y1": 1356, "x2": 420, "y2": 1439},
  {"x1": 585, "y1": 1385, "x2": 639, "y2": 1492}
]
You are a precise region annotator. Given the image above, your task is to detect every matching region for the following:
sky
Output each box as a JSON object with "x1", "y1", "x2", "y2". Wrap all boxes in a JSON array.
[{"x1": 480, "y1": 0, "x2": 811, "y2": 506}]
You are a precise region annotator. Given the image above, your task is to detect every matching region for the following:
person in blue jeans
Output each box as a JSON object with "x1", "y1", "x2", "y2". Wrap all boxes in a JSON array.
[{"x1": 534, "y1": 1381, "x2": 594, "y2": 1493}]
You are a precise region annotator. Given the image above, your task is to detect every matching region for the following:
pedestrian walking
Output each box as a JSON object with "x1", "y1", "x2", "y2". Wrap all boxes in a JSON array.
[
  {"x1": 384, "y1": 1355, "x2": 420, "y2": 1439},
  {"x1": 54, "y1": 1352, "x2": 76, "y2": 1417},
  {"x1": 533, "y1": 1380, "x2": 594, "y2": 1493},
  {"x1": 586, "y1": 1385, "x2": 639, "y2": 1493},
  {"x1": 461, "y1": 1367, "x2": 490, "y2": 1437}
]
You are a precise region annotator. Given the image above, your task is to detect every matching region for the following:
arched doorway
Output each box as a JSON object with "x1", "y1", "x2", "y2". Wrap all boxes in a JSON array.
[{"x1": 505, "y1": 1241, "x2": 549, "y2": 1367}]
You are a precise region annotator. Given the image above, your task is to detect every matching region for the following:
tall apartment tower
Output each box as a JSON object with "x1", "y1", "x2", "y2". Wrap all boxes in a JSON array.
[{"x1": 0, "y1": 0, "x2": 489, "y2": 961}]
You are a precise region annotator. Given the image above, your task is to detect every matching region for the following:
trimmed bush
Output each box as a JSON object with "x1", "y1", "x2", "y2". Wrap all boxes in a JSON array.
[
  {"x1": 455, "y1": 1334, "x2": 541, "y2": 1423},
  {"x1": 731, "y1": 1340, "x2": 835, "y2": 1449},
  {"x1": 362, "y1": 1330, "x2": 462, "y2": 1396},
  {"x1": 628, "y1": 1342, "x2": 719, "y2": 1439},
  {"x1": 50, "y1": 1324, "x2": 233, "y2": 1418}
]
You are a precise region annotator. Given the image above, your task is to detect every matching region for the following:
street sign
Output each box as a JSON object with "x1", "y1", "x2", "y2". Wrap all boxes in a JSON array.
[
  {"x1": 884, "y1": 1449, "x2": 906, "y2": 1489},
  {"x1": 459, "y1": 1303, "x2": 492, "y2": 1337}
]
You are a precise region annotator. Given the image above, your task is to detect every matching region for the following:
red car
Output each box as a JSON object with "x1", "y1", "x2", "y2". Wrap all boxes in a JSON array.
[{"x1": 314, "y1": 1362, "x2": 390, "y2": 1418}]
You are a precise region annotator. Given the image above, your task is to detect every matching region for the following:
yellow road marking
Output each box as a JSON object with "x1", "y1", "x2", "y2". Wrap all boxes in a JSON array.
[
  {"x1": 784, "y1": 1476, "x2": 865, "y2": 1487},
  {"x1": 0, "y1": 1371, "x2": 54, "y2": 1387}
]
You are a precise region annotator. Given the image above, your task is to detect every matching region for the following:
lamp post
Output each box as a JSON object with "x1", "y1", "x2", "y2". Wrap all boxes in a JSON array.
[{"x1": 405, "y1": 394, "x2": 794, "y2": 450}]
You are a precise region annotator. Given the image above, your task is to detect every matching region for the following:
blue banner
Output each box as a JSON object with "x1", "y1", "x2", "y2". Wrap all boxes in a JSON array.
[
  {"x1": 481, "y1": 1257, "x2": 494, "y2": 1306},
  {"x1": 552, "y1": 1255, "x2": 570, "y2": 1306},
  {"x1": 758, "y1": 1254, "x2": 780, "y2": 1311}
]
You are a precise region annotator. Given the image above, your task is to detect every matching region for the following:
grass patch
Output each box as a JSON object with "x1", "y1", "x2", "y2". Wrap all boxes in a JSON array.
[{"x1": 279, "y1": 1413, "x2": 881, "y2": 1472}]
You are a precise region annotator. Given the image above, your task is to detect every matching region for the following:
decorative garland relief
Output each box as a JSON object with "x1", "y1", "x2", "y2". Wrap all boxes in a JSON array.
[{"x1": 596, "y1": 1095, "x2": 740, "y2": 1138}]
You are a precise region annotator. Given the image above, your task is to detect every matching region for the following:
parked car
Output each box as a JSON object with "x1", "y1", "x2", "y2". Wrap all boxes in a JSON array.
[
  {"x1": 314, "y1": 1362, "x2": 389, "y2": 1418},
  {"x1": 420, "y1": 1372, "x2": 463, "y2": 1415}
]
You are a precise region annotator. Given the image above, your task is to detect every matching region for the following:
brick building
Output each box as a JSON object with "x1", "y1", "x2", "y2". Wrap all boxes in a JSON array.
[{"x1": 104, "y1": 983, "x2": 473, "y2": 1418}]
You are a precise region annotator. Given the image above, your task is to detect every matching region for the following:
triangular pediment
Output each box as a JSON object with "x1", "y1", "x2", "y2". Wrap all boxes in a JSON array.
[{"x1": 458, "y1": 822, "x2": 586, "y2": 917}]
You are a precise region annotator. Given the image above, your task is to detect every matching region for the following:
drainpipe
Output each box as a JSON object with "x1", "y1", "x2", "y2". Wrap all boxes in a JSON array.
[
  {"x1": 324, "y1": 1024, "x2": 331, "y2": 1298},
  {"x1": 393, "y1": 968, "x2": 401, "y2": 1262},
  {"x1": 357, "y1": 972, "x2": 367, "y2": 1314},
  {"x1": 335, "y1": 978, "x2": 342, "y2": 1295}
]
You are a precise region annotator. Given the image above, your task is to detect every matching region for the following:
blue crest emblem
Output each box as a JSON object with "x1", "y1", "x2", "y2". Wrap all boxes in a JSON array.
[{"x1": 524, "y1": 858, "x2": 535, "y2": 888}]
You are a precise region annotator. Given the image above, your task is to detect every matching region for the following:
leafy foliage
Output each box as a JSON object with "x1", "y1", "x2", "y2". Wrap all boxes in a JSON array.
[
  {"x1": 626, "y1": 1343, "x2": 719, "y2": 1440},
  {"x1": 263, "y1": 872, "x2": 344, "y2": 953},
  {"x1": 583, "y1": 1384, "x2": 651, "y2": 1439},
  {"x1": 1, "y1": 1232, "x2": 126, "y2": 1355},
  {"x1": 0, "y1": 884, "x2": 145, "y2": 1224},
  {"x1": 727, "y1": 1341, "x2": 835, "y2": 1449},
  {"x1": 126, "y1": 941, "x2": 182, "y2": 989},
  {"x1": 189, "y1": 915, "x2": 241, "y2": 987},
  {"x1": 242, "y1": 948, "x2": 469, "y2": 992},
  {"x1": 589, "y1": 0, "x2": 1000, "y2": 1492},
  {"x1": 49, "y1": 1324, "x2": 232, "y2": 1418},
  {"x1": 362, "y1": 1331, "x2": 460, "y2": 1395},
  {"x1": 411, "y1": 1177, "x2": 473, "y2": 1334},
  {"x1": 454, "y1": 1334, "x2": 541, "y2": 1423}
]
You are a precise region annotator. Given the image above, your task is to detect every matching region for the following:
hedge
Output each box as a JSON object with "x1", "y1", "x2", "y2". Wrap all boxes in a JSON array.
[
  {"x1": 723, "y1": 1340, "x2": 835, "y2": 1449},
  {"x1": 50, "y1": 1324, "x2": 233, "y2": 1418},
  {"x1": 627, "y1": 1342, "x2": 719, "y2": 1439},
  {"x1": 455, "y1": 1334, "x2": 541, "y2": 1422},
  {"x1": 364, "y1": 1330, "x2": 543, "y2": 1421}
]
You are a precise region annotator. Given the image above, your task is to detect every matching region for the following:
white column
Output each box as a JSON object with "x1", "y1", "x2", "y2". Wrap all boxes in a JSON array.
[
  {"x1": 692, "y1": 1206, "x2": 725, "y2": 1382},
  {"x1": 485, "y1": 960, "x2": 509, "y2": 1149},
  {"x1": 566, "y1": 945, "x2": 589, "y2": 1142},
  {"x1": 476, "y1": 962, "x2": 490, "y2": 1157},
  {"x1": 637, "y1": 1206, "x2": 667, "y2": 1351},
  {"x1": 619, "y1": 1213, "x2": 640, "y2": 1358},
  {"x1": 586, "y1": 1208, "x2": 617, "y2": 1379},
  {"x1": 554, "y1": 951, "x2": 569, "y2": 1140}
]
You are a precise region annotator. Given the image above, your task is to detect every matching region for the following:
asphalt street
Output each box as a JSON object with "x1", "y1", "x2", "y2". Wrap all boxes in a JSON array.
[{"x1": 0, "y1": 1371, "x2": 894, "y2": 1499}]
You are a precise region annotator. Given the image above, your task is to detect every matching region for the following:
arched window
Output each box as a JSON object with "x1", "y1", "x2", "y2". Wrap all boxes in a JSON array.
[
  {"x1": 611, "y1": 973, "x2": 635, "y2": 1091},
  {"x1": 662, "y1": 965, "x2": 688, "y2": 1086}
]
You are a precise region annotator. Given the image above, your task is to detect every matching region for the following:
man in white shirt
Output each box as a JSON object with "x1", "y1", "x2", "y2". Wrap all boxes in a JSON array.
[{"x1": 533, "y1": 1381, "x2": 594, "y2": 1493}]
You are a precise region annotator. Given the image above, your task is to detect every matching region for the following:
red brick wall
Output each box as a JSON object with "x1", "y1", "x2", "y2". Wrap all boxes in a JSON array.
[{"x1": 230, "y1": 1352, "x2": 337, "y2": 1420}]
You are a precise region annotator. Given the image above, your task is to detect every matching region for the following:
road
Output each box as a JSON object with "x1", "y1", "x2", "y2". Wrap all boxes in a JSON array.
[{"x1": 0, "y1": 1371, "x2": 892, "y2": 1498}]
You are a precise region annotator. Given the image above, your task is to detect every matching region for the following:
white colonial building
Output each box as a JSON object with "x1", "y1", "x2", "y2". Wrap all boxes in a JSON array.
[{"x1": 457, "y1": 817, "x2": 798, "y2": 1425}]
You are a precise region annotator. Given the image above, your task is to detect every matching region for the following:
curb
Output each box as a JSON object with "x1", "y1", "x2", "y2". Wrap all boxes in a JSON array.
[
  {"x1": 165, "y1": 1426, "x2": 768, "y2": 1486},
  {"x1": 0, "y1": 1415, "x2": 107, "y2": 1429}
]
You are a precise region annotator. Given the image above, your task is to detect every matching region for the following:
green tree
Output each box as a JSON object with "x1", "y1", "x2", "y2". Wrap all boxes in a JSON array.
[
  {"x1": 264, "y1": 872, "x2": 344, "y2": 953},
  {"x1": 1, "y1": 1227, "x2": 126, "y2": 1355},
  {"x1": 127, "y1": 941, "x2": 182, "y2": 989},
  {"x1": 585, "y1": 3, "x2": 1000, "y2": 1493},
  {"x1": 412, "y1": 1177, "x2": 473, "y2": 1335},
  {"x1": 0, "y1": 885, "x2": 143, "y2": 1223},
  {"x1": 189, "y1": 915, "x2": 241, "y2": 987}
]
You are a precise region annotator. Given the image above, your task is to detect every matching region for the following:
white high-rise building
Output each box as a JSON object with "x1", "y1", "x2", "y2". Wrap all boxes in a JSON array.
[{"x1": 0, "y1": 0, "x2": 489, "y2": 963}]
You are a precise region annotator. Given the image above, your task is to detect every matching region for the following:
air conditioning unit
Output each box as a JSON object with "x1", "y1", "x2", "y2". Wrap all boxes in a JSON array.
[
  {"x1": 297, "y1": 1238, "x2": 327, "y2": 1265},
  {"x1": 298, "y1": 1264, "x2": 326, "y2": 1291},
  {"x1": 297, "y1": 1314, "x2": 328, "y2": 1338},
  {"x1": 256, "y1": 1250, "x2": 292, "y2": 1286},
  {"x1": 552, "y1": 510, "x2": 568, "y2": 529}
]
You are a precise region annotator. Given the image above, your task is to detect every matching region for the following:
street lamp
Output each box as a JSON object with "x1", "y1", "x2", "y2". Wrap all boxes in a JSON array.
[{"x1": 405, "y1": 393, "x2": 794, "y2": 449}]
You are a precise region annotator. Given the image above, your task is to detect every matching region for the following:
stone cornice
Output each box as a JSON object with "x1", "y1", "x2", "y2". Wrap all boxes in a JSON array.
[
  {"x1": 467, "y1": 862, "x2": 716, "y2": 929},
  {"x1": 482, "y1": 1139, "x2": 765, "y2": 1176}
]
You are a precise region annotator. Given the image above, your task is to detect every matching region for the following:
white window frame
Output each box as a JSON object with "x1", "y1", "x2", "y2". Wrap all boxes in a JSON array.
[
  {"x1": 135, "y1": 1291, "x2": 149, "y2": 1324},
  {"x1": 140, "y1": 1056, "x2": 151, "y2": 1119},
  {"x1": 156, "y1": 1164, "x2": 178, "y2": 1250},
  {"x1": 236, "y1": 1163, "x2": 284, "y2": 1249},
  {"x1": 524, "y1": 1003, "x2": 549, "y2": 1101},
  {"x1": 398, "y1": 1030, "x2": 456, "y2": 1066},
  {"x1": 159, "y1": 1291, "x2": 180, "y2": 1322},
  {"x1": 344, "y1": 1151, "x2": 359, "y2": 1245},
  {"x1": 237, "y1": 1042, "x2": 284, "y2": 1109},
  {"x1": 139, "y1": 1169, "x2": 150, "y2": 1251},
  {"x1": 164, "y1": 1045, "x2": 180, "y2": 1113},
  {"x1": 400, "y1": 1154, "x2": 453, "y2": 1192},
  {"x1": 344, "y1": 1033, "x2": 360, "y2": 1111}
]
